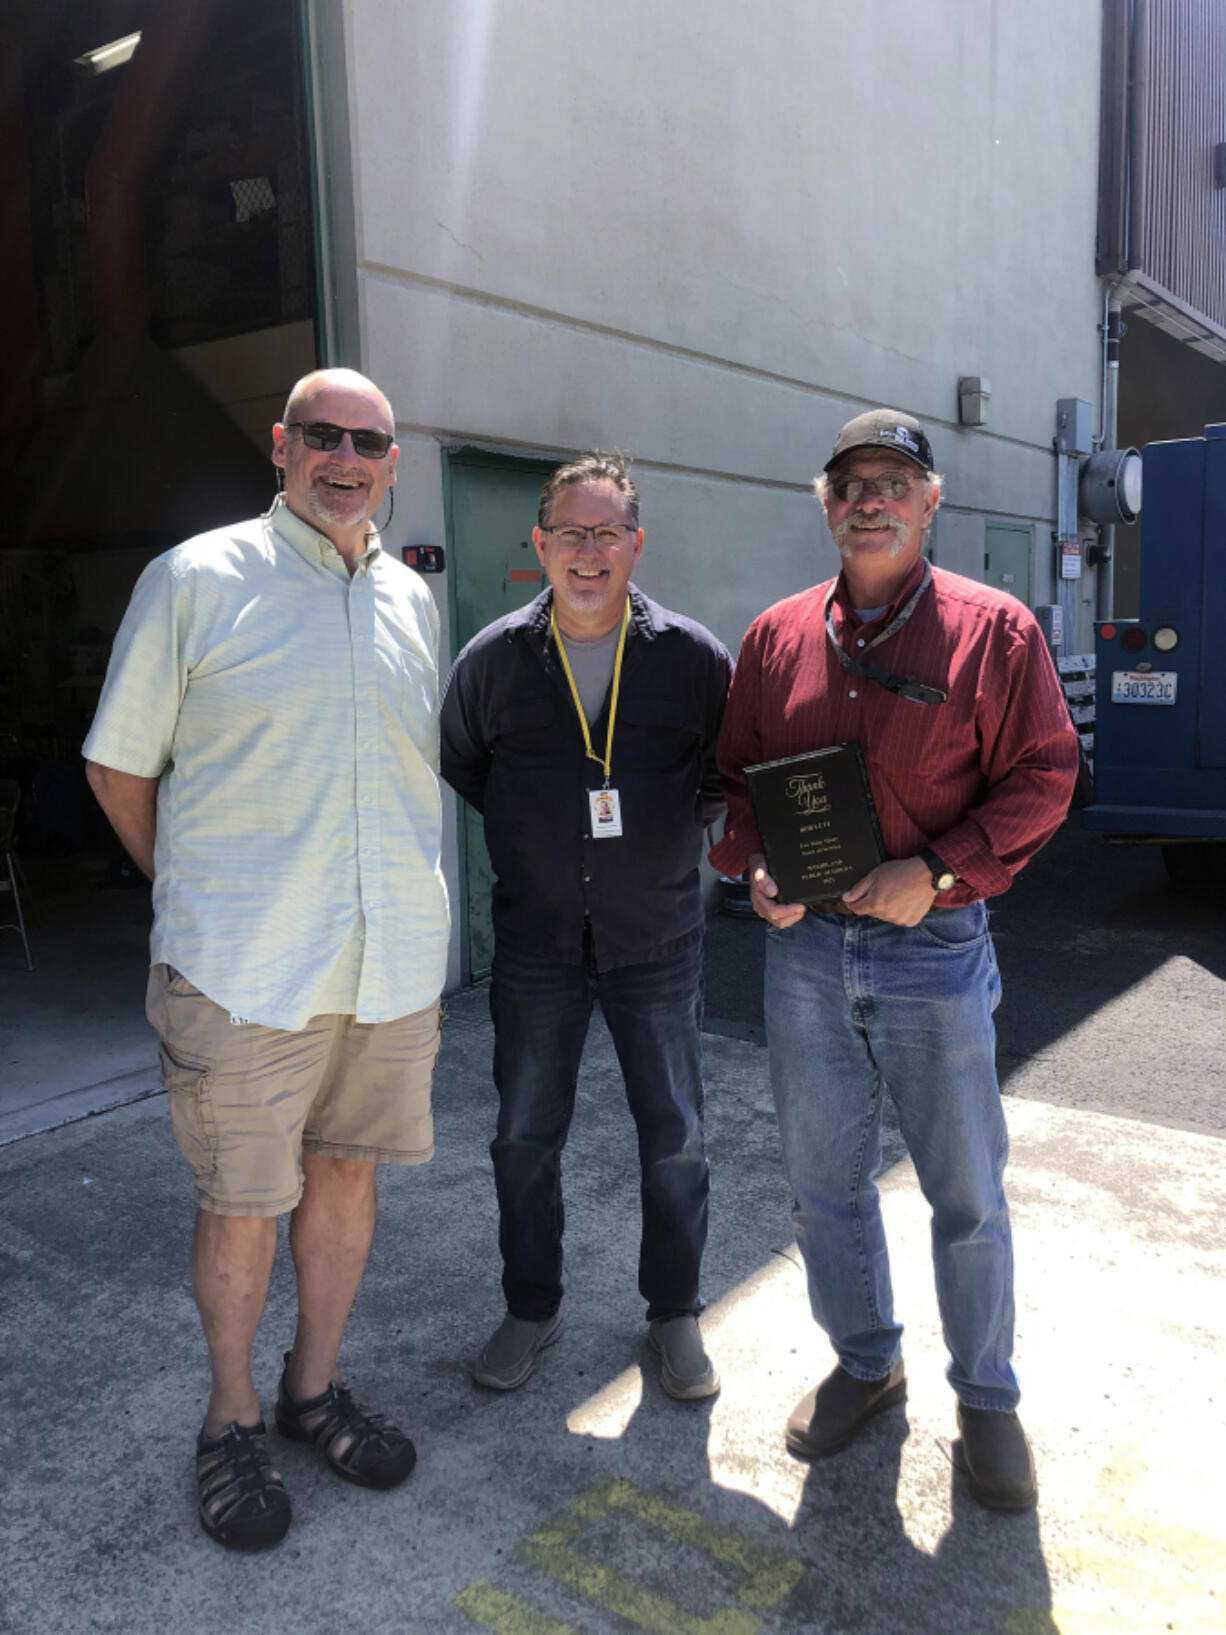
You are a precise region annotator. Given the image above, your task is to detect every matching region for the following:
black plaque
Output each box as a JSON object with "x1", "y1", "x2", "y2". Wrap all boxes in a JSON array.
[{"x1": 745, "y1": 743, "x2": 884, "y2": 905}]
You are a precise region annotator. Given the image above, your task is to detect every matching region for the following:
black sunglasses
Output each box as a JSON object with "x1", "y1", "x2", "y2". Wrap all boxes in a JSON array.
[{"x1": 285, "y1": 421, "x2": 394, "y2": 458}]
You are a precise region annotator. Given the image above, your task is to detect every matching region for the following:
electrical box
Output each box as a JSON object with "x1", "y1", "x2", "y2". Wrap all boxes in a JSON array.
[
  {"x1": 1033, "y1": 603, "x2": 1063, "y2": 652},
  {"x1": 958, "y1": 376, "x2": 991, "y2": 426},
  {"x1": 1055, "y1": 398, "x2": 1094, "y2": 456},
  {"x1": 402, "y1": 544, "x2": 446, "y2": 574}
]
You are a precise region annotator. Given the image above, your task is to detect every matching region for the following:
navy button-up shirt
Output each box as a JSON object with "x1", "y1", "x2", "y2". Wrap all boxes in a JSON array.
[{"x1": 441, "y1": 586, "x2": 732, "y2": 971}]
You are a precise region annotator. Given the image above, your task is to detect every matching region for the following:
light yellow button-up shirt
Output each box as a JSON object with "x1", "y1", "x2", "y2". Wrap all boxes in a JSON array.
[{"x1": 83, "y1": 499, "x2": 450, "y2": 1030}]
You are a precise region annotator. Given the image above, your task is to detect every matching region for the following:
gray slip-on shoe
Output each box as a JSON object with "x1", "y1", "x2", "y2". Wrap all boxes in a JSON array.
[
  {"x1": 647, "y1": 1315, "x2": 720, "y2": 1400},
  {"x1": 472, "y1": 1312, "x2": 564, "y2": 1391}
]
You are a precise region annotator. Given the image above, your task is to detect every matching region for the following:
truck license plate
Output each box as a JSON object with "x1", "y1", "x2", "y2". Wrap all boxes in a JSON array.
[{"x1": 1111, "y1": 670, "x2": 1177, "y2": 705}]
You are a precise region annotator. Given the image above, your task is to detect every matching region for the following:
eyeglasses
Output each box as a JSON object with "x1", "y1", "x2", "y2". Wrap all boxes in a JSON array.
[
  {"x1": 285, "y1": 421, "x2": 394, "y2": 458},
  {"x1": 539, "y1": 524, "x2": 637, "y2": 548},
  {"x1": 829, "y1": 472, "x2": 920, "y2": 503}
]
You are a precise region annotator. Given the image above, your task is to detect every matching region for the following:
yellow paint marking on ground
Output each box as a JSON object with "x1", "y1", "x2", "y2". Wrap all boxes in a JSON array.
[
  {"x1": 1007, "y1": 1600, "x2": 1222, "y2": 1635},
  {"x1": 1001, "y1": 1610, "x2": 1062, "y2": 1635},
  {"x1": 1046, "y1": 1542, "x2": 1221, "y2": 1627},
  {"x1": 455, "y1": 1581, "x2": 578, "y2": 1635},
  {"x1": 519, "y1": 1533, "x2": 760, "y2": 1635},
  {"x1": 1000, "y1": 1443, "x2": 1226, "y2": 1635},
  {"x1": 591, "y1": 1476, "x2": 805, "y2": 1609},
  {"x1": 518, "y1": 1475, "x2": 805, "y2": 1635},
  {"x1": 1086, "y1": 1444, "x2": 1226, "y2": 1578},
  {"x1": 1055, "y1": 1540, "x2": 1216, "y2": 1598},
  {"x1": 1094, "y1": 1513, "x2": 1226, "y2": 1581},
  {"x1": 1003, "y1": 1534, "x2": 1223, "y2": 1635}
]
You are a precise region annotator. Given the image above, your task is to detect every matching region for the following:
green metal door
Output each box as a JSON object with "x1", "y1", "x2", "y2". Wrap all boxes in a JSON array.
[
  {"x1": 444, "y1": 448, "x2": 557, "y2": 980},
  {"x1": 983, "y1": 522, "x2": 1033, "y2": 605}
]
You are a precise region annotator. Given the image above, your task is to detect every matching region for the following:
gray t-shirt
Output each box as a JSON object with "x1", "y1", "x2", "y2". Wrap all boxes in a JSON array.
[{"x1": 559, "y1": 621, "x2": 622, "y2": 725}]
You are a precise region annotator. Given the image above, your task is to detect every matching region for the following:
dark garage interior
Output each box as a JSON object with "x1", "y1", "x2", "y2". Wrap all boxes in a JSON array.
[{"x1": 1, "y1": 0, "x2": 318, "y2": 1007}]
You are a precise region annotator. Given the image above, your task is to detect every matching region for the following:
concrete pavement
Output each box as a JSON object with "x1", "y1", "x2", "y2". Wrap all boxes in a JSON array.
[
  {"x1": 0, "y1": 852, "x2": 156, "y2": 1147},
  {"x1": 3, "y1": 964, "x2": 1224, "y2": 1634}
]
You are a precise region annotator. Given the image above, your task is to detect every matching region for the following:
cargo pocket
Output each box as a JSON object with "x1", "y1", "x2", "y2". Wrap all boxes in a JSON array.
[{"x1": 158, "y1": 1043, "x2": 218, "y2": 1181}]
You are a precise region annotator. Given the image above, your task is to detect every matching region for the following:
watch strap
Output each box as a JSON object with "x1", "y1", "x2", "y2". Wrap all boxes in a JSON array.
[{"x1": 919, "y1": 847, "x2": 956, "y2": 891}]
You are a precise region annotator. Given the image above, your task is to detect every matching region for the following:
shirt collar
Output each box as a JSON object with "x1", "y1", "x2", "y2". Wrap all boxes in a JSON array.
[
  {"x1": 832, "y1": 554, "x2": 927, "y2": 631},
  {"x1": 266, "y1": 496, "x2": 383, "y2": 575}
]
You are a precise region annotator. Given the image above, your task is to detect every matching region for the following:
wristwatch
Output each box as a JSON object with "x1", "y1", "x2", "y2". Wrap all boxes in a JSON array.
[{"x1": 919, "y1": 848, "x2": 957, "y2": 892}]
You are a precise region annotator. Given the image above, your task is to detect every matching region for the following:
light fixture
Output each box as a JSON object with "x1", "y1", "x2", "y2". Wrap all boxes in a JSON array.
[
  {"x1": 1152, "y1": 626, "x2": 1180, "y2": 653},
  {"x1": 72, "y1": 31, "x2": 142, "y2": 76},
  {"x1": 1078, "y1": 447, "x2": 1143, "y2": 525},
  {"x1": 957, "y1": 376, "x2": 991, "y2": 427}
]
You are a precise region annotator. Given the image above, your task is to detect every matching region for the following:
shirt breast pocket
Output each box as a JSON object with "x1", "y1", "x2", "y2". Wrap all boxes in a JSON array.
[
  {"x1": 493, "y1": 698, "x2": 559, "y2": 752},
  {"x1": 616, "y1": 696, "x2": 698, "y2": 770}
]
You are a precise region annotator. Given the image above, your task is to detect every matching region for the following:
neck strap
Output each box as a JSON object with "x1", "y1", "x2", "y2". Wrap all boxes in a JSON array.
[
  {"x1": 550, "y1": 597, "x2": 631, "y2": 783},
  {"x1": 824, "y1": 561, "x2": 947, "y2": 705}
]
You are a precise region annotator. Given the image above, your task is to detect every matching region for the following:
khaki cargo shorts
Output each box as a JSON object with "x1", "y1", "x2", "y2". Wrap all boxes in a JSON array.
[{"x1": 146, "y1": 964, "x2": 442, "y2": 1217}]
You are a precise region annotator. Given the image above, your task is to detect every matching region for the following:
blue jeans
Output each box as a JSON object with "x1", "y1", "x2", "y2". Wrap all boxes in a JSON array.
[
  {"x1": 489, "y1": 935, "x2": 709, "y2": 1323},
  {"x1": 765, "y1": 902, "x2": 1019, "y2": 1410}
]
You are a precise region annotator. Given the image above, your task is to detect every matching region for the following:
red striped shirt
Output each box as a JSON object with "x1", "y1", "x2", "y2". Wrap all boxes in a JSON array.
[{"x1": 710, "y1": 561, "x2": 1080, "y2": 905}]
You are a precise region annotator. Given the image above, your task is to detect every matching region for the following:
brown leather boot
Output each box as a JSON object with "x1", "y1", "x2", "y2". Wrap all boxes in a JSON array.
[
  {"x1": 785, "y1": 1359, "x2": 907, "y2": 1459},
  {"x1": 954, "y1": 1403, "x2": 1038, "y2": 1511}
]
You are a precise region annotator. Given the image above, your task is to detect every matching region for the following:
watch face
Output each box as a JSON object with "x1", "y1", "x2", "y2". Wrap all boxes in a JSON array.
[{"x1": 922, "y1": 850, "x2": 955, "y2": 890}]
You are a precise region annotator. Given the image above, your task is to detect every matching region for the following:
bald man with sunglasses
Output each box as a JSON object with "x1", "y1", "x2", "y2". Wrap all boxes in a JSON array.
[{"x1": 84, "y1": 369, "x2": 449, "y2": 1551}]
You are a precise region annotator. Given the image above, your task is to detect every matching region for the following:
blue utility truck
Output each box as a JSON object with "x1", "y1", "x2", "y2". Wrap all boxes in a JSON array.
[{"x1": 1082, "y1": 421, "x2": 1226, "y2": 881}]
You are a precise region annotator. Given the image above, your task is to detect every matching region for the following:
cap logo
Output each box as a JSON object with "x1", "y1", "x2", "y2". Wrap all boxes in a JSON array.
[{"x1": 886, "y1": 426, "x2": 920, "y2": 453}]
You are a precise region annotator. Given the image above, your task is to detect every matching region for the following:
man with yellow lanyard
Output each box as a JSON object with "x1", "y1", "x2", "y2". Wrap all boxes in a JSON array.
[{"x1": 441, "y1": 453, "x2": 732, "y2": 1398}]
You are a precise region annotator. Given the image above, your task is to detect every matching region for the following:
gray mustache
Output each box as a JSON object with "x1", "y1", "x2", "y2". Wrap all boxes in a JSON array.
[{"x1": 831, "y1": 512, "x2": 907, "y2": 548}]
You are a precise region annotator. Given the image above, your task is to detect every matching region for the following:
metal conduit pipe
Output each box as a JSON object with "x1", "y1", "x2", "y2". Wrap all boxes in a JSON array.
[
  {"x1": 1094, "y1": 0, "x2": 1150, "y2": 622},
  {"x1": 1096, "y1": 270, "x2": 1140, "y2": 621}
]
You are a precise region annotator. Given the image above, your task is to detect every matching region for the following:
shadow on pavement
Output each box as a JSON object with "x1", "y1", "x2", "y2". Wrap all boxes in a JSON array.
[{"x1": 703, "y1": 822, "x2": 1226, "y2": 1135}]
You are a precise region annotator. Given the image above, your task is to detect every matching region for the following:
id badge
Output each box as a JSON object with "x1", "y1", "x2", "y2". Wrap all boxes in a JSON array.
[{"x1": 589, "y1": 786, "x2": 623, "y2": 838}]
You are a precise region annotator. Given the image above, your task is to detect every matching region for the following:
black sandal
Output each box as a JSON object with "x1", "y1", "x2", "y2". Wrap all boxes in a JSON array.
[
  {"x1": 275, "y1": 1356, "x2": 416, "y2": 1490},
  {"x1": 196, "y1": 1419, "x2": 292, "y2": 1550}
]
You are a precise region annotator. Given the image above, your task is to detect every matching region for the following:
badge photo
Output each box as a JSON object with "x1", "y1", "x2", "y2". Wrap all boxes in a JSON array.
[{"x1": 590, "y1": 787, "x2": 623, "y2": 837}]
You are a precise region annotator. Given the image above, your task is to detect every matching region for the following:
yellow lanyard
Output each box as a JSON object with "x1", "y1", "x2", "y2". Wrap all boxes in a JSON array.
[{"x1": 550, "y1": 597, "x2": 630, "y2": 786}]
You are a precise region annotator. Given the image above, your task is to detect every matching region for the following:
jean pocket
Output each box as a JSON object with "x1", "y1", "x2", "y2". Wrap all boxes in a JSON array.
[
  {"x1": 158, "y1": 1043, "x2": 217, "y2": 1179},
  {"x1": 915, "y1": 906, "x2": 988, "y2": 952}
]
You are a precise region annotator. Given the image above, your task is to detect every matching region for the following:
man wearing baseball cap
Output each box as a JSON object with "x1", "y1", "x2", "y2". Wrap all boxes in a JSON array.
[{"x1": 712, "y1": 408, "x2": 1078, "y2": 1511}]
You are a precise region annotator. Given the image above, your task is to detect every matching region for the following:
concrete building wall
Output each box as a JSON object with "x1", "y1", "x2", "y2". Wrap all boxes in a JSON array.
[{"x1": 313, "y1": 0, "x2": 1109, "y2": 982}]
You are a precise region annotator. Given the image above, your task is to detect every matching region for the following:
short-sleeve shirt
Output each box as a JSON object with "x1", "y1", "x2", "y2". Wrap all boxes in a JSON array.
[{"x1": 83, "y1": 499, "x2": 450, "y2": 1029}]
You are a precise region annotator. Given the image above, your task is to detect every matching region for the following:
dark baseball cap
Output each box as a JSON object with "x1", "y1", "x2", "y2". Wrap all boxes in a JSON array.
[{"x1": 824, "y1": 409, "x2": 934, "y2": 473}]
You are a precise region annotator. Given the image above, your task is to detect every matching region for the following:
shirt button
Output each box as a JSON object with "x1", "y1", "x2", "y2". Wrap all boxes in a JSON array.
[
  {"x1": 849, "y1": 689, "x2": 858, "y2": 698},
  {"x1": 583, "y1": 874, "x2": 591, "y2": 883},
  {"x1": 857, "y1": 639, "x2": 866, "y2": 647}
]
